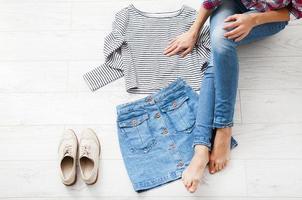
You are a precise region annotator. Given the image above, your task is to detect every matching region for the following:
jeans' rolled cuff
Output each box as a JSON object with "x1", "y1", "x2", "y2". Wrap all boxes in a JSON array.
[
  {"x1": 193, "y1": 135, "x2": 238, "y2": 151},
  {"x1": 213, "y1": 120, "x2": 234, "y2": 128},
  {"x1": 192, "y1": 136, "x2": 212, "y2": 150}
]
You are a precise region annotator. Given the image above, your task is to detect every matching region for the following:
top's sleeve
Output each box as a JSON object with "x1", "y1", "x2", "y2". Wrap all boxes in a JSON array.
[
  {"x1": 201, "y1": 0, "x2": 223, "y2": 10},
  {"x1": 287, "y1": 0, "x2": 302, "y2": 20},
  {"x1": 83, "y1": 7, "x2": 128, "y2": 92}
]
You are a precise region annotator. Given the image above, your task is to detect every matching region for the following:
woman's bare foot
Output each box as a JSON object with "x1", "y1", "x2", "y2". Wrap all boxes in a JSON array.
[
  {"x1": 209, "y1": 127, "x2": 232, "y2": 174},
  {"x1": 181, "y1": 145, "x2": 209, "y2": 193}
]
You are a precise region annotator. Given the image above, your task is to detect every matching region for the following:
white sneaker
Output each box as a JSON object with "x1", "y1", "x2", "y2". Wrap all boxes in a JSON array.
[
  {"x1": 58, "y1": 129, "x2": 78, "y2": 186},
  {"x1": 78, "y1": 128, "x2": 101, "y2": 184}
]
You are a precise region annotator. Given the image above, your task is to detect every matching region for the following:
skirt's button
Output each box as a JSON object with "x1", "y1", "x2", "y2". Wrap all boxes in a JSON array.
[
  {"x1": 162, "y1": 128, "x2": 168, "y2": 135},
  {"x1": 154, "y1": 112, "x2": 161, "y2": 119}
]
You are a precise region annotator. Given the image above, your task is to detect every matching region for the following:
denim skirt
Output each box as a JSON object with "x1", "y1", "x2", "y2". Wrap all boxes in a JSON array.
[{"x1": 116, "y1": 77, "x2": 236, "y2": 192}]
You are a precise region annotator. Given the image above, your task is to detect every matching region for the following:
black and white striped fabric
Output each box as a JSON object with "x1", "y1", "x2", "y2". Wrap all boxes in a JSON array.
[{"x1": 83, "y1": 4, "x2": 211, "y2": 93}]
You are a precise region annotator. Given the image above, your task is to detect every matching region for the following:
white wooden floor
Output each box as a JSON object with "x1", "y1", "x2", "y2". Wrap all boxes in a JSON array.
[{"x1": 1, "y1": 0, "x2": 302, "y2": 199}]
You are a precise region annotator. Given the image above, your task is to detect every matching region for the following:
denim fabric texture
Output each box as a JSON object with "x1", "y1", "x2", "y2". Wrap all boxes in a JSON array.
[
  {"x1": 116, "y1": 78, "x2": 237, "y2": 192},
  {"x1": 192, "y1": 0, "x2": 288, "y2": 148}
]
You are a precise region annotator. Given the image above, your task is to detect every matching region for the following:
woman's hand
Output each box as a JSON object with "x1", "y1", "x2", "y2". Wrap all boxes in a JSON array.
[
  {"x1": 163, "y1": 30, "x2": 198, "y2": 58},
  {"x1": 223, "y1": 13, "x2": 256, "y2": 42}
]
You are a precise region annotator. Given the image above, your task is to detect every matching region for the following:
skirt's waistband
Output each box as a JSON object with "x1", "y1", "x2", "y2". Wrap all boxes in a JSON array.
[{"x1": 116, "y1": 77, "x2": 188, "y2": 116}]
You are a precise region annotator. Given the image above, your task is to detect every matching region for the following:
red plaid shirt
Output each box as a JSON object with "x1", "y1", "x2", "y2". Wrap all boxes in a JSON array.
[{"x1": 202, "y1": 0, "x2": 302, "y2": 20}]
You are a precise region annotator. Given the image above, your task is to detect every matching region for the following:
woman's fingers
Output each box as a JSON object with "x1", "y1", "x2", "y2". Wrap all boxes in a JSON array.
[
  {"x1": 224, "y1": 14, "x2": 238, "y2": 22},
  {"x1": 165, "y1": 44, "x2": 191, "y2": 57},
  {"x1": 168, "y1": 37, "x2": 177, "y2": 46},
  {"x1": 227, "y1": 31, "x2": 243, "y2": 39},
  {"x1": 223, "y1": 21, "x2": 239, "y2": 30},
  {"x1": 180, "y1": 48, "x2": 191, "y2": 58},
  {"x1": 164, "y1": 36, "x2": 179, "y2": 52},
  {"x1": 163, "y1": 43, "x2": 177, "y2": 55},
  {"x1": 164, "y1": 39, "x2": 177, "y2": 52},
  {"x1": 234, "y1": 32, "x2": 248, "y2": 42},
  {"x1": 164, "y1": 31, "x2": 195, "y2": 57},
  {"x1": 224, "y1": 26, "x2": 242, "y2": 38},
  {"x1": 165, "y1": 46, "x2": 182, "y2": 57}
]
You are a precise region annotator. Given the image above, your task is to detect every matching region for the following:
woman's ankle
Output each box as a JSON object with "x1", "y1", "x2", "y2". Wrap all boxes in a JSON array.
[
  {"x1": 216, "y1": 127, "x2": 232, "y2": 136},
  {"x1": 194, "y1": 145, "x2": 209, "y2": 156}
]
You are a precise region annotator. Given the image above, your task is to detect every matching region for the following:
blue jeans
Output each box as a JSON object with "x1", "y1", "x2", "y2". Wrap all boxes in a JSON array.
[{"x1": 193, "y1": 0, "x2": 288, "y2": 148}]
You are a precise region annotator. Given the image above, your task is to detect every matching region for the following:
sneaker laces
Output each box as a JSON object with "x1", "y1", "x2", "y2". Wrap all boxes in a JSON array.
[
  {"x1": 63, "y1": 145, "x2": 73, "y2": 156},
  {"x1": 80, "y1": 145, "x2": 91, "y2": 157}
]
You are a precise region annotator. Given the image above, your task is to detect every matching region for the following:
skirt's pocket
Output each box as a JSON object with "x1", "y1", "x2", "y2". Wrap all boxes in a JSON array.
[
  {"x1": 118, "y1": 111, "x2": 157, "y2": 154},
  {"x1": 159, "y1": 92, "x2": 196, "y2": 133}
]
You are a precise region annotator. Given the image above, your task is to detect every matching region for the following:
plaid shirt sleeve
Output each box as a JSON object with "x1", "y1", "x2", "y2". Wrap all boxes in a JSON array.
[
  {"x1": 287, "y1": 0, "x2": 302, "y2": 20},
  {"x1": 201, "y1": 0, "x2": 223, "y2": 10}
]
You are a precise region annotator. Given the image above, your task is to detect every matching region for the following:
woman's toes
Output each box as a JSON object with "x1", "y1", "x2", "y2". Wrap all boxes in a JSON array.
[
  {"x1": 217, "y1": 160, "x2": 228, "y2": 172},
  {"x1": 209, "y1": 160, "x2": 216, "y2": 174},
  {"x1": 219, "y1": 160, "x2": 225, "y2": 171},
  {"x1": 209, "y1": 127, "x2": 232, "y2": 173},
  {"x1": 182, "y1": 171, "x2": 201, "y2": 192},
  {"x1": 181, "y1": 146, "x2": 209, "y2": 192},
  {"x1": 219, "y1": 163, "x2": 224, "y2": 171},
  {"x1": 188, "y1": 180, "x2": 199, "y2": 193},
  {"x1": 182, "y1": 175, "x2": 191, "y2": 189},
  {"x1": 186, "y1": 180, "x2": 192, "y2": 190},
  {"x1": 214, "y1": 161, "x2": 220, "y2": 172},
  {"x1": 210, "y1": 158, "x2": 228, "y2": 173},
  {"x1": 223, "y1": 161, "x2": 227, "y2": 169},
  {"x1": 182, "y1": 176, "x2": 188, "y2": 187}
]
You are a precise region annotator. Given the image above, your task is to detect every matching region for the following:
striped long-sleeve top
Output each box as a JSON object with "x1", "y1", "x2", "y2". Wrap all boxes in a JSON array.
[{"x1": 83, "y1": 4, "x2": 211, "y2": 94}]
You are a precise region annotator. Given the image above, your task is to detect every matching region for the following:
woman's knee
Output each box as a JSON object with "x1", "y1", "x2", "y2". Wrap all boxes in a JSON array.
[
  {"x1": 209, "y1": 0, "x2": 239, "y2": 52},
  {"x1": 210, "y1": 26, "x2": 237, "y2": 54}
]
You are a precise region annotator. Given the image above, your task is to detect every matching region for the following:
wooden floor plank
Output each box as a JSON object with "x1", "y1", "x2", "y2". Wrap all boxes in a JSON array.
[
  {"x1": 232, "y1": 123, "x2": 302, "y2": 159},
  {"x1": 239, "y1": 57, "x2": 302, "y2": 90},
  {"x1": 0, "y1": 61, "x2": 68, "y2": 93},
  {"x1": 0, "y1": 160, "x2": 246, "y2": 198},
  {"x1": 240, "y1": 89, "x2": 302, "y2": 123},
  {"x1": 246, "y1": 160, "x2": 302, "y2": 197}
]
